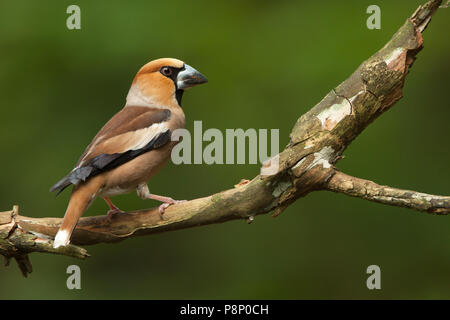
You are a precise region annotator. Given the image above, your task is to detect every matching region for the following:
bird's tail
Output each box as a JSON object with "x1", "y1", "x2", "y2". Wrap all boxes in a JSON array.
[{"x1": 53, "y1": 177, "x2": 103, "y2": 248}]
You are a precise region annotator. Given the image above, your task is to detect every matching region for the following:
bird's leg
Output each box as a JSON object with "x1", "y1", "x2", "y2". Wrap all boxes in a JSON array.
[
  {"x1": 103, "y1": 197, "x2": 124, "y2": 220},
  {"x1": 136, "y1": 183, "x2": 186, "y2": 217}
]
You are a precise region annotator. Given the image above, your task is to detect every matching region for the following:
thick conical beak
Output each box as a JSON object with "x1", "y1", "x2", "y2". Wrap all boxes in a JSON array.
[{"x1": 177, "y1": 64, "x2": 208, "y2": 90}]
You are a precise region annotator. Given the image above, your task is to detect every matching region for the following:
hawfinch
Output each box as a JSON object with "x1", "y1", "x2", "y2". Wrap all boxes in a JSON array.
[{"x1": 50, "y1": 58, "x2": 207, "y2": 248}]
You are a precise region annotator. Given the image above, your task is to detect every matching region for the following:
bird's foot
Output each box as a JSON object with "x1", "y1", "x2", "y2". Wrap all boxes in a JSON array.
[
  {"x1": 106, "y1": 208, "x2": 125, "y2": 222},
  {"x1": 158, "y1": 199, "x2": 187, "y2": 218},
  {"x1": 103, "y1": 197, "x2": 125, "y2": 222}
]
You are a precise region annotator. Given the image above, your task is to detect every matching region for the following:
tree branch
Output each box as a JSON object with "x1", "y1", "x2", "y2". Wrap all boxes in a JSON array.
[
  {"x1": 1, "y1": 0, "x2": 447, "y2": 277},
  {"x1": 0, "y1": 206, "x2": 89, "y2": 277},
  {"x1": 326, "y1": 171, "x2": 450, "y2": 214}
]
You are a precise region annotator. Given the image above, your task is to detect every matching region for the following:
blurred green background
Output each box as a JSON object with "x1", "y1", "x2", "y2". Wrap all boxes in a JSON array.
[{"x1": 0, "y1": 0, "x2": 449, "y2": 299}]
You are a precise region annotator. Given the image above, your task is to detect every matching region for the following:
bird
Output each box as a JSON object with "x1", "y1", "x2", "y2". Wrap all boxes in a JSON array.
[{"x1": 50, "y1": 58, "x2": 207, "y2": 248}]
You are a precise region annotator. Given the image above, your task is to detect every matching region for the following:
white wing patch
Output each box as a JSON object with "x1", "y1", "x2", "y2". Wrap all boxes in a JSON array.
[
  {"x1": 99, "y1": 121, "x2": 169, "y2": 154},
  {"x1": 76, "y1": 122, "x2": 169, "y2": 169},
  {"x1": 127, "y1": 122, "x2": 169, "y2": 151}
]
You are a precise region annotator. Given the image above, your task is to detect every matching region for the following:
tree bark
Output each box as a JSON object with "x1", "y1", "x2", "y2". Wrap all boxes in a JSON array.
[{"x1": 1, "y1": 0, "x2": 447, "y2": 277}]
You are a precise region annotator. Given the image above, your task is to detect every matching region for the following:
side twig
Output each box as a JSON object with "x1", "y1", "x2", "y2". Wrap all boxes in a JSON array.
[{"x1": 326, "y1": 171, "x2": 450, "y2": 214}]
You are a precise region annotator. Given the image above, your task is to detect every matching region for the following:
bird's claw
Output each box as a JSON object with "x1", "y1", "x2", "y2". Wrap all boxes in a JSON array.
[
  {"x1": 106, "y1": 208, "x2": 125, "y2": 222},
  {"x1": 158, "y1": 199, "x2": 187, "y2": 218}
]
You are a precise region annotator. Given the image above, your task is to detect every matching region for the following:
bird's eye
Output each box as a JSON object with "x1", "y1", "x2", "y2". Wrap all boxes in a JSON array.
[{"x1": 160, "y1": 67, "x2": 172, "y2": 77}]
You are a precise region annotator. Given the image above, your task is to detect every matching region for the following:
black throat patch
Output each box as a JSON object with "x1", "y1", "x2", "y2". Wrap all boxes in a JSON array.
[{"x1": 175, "y1": 89, "x2": 184, "y2": 106}]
